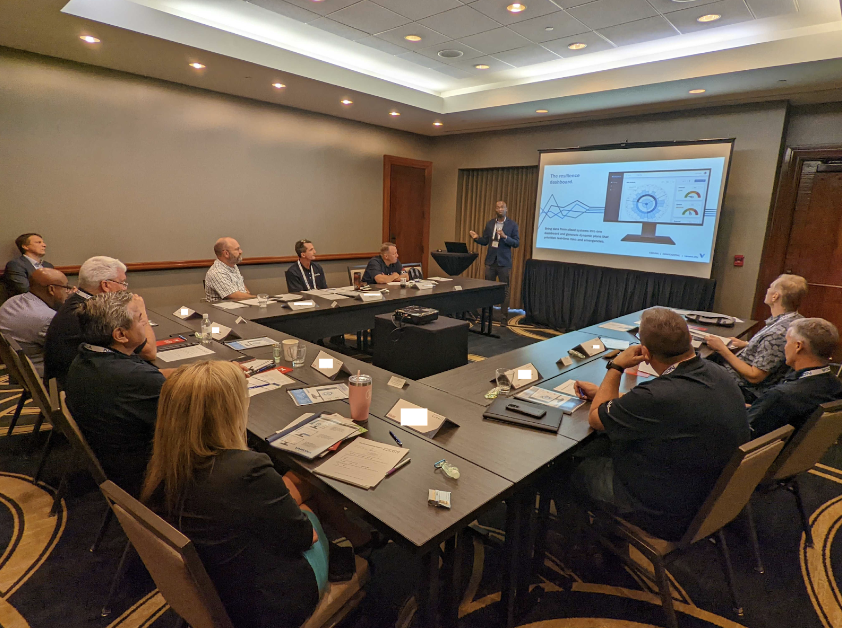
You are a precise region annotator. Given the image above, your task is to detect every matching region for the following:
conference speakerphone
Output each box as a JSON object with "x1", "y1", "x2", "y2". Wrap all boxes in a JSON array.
[{"x1": 603, "y1": 168, "x2": 712, "y2": 245}]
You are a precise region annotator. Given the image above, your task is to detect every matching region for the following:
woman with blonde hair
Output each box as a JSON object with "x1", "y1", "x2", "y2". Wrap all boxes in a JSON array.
[{"x1": 141, "y1": 360, "x2": 334, "y2": 628}]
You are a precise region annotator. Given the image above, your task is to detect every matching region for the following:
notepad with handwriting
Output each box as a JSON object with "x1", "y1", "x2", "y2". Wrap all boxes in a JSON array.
[{"x1": 314, "y1": 439, "x2": 407, "y2": 489}]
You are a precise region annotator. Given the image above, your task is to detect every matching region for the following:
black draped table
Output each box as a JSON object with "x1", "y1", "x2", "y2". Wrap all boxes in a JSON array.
[
  {"x1": 521, "y1": 259, "x2": 717, "y2": 331},
  {"x1": 431, "y1": 251, "x2": 478, "y2": 276}
]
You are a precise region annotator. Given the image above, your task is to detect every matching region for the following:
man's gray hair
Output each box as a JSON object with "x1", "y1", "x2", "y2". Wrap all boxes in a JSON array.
[
  {"x1": 639, "y1": 307, "x2": 693, "y2": 362},
  {"x1": 78, "y1": 256, "x2": 127, "y2": 292},
  {"x1": 380, "y1": 242, "x2": 396, "y2": 254},
  {"x1": 79, "y1": 292, "x2": 136, "y2": 346},
  {"x1": 789, "y1": 318, "x2": 839, "y2": 360},
  {"x1": 772, "y1": 274, "x2": 808, "y2": 311}
]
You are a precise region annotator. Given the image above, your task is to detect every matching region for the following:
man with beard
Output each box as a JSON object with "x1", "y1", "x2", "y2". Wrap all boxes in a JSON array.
[{"x1": 205, "y1": 237, "x2": 254, "y2": 302}]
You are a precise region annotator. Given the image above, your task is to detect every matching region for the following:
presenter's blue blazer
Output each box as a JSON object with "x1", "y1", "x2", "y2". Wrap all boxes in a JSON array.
[{"x1": 473, "y1": 219, "x2": 520, "y2": 268}]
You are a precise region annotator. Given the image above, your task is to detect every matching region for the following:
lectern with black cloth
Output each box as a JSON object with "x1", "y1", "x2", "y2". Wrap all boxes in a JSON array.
[
  {"x1": 431, "y1": 251, "x2": 478, "y2": 276},
  {"x1": 372, "y1": 314, "x2": 468, "y2": 379}
]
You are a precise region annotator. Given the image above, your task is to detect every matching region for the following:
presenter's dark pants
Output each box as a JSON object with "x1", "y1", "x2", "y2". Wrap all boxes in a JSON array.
[{"x1": 484, "y1": 264, "x2": 511, "y2": 322}]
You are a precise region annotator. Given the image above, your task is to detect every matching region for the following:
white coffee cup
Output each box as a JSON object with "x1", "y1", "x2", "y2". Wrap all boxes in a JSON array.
[{"x1": 282, "y1": 339, "x2": 299, "y2": 361}]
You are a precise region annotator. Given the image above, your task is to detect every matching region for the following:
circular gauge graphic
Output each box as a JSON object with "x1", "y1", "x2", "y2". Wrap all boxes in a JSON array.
[
  {"x1": 623, "y1": 185, "x2": 668, "y2": 221},
  {"x1": 635, "y1": 193, "x2": 658, "y2": 214}
]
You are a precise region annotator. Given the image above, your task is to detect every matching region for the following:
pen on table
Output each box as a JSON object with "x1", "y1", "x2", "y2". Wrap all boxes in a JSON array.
[
  {"x1": 386, "y1": 458, "x2": 411, "y2": 476},
  {"x1": 251, "y1": 364, "x2": 276, "y2": 375},
  {"x1": 389, "y1": 431, "x2": 403, "y2": 447}
]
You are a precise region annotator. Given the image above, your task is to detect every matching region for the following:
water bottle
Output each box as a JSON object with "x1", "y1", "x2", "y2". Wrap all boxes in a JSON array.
[{"x1": 201, "y1": 314, "x2": 212, "y2": 344}]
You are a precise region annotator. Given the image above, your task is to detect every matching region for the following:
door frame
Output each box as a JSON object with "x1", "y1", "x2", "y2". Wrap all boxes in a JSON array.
[
  {"x1": 383, "y1": 155, "x2": 433, "y2": 277},
  {"x1": 752, "y1": 145, "x2": 842, "y2": 321}
]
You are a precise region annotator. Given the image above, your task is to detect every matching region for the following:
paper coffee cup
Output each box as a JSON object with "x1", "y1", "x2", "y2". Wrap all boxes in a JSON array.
[{"x1": 282, "y1": 339, "x2": 298, "y2": 361}]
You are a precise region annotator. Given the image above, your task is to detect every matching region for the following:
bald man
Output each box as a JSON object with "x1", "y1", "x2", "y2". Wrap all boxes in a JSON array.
[
  {"x1": 0, "y1": 268, "x2": 73, "y2": 375},
  {"x1": 204, "y1": 237, "x2": 253, "y2": 302}
]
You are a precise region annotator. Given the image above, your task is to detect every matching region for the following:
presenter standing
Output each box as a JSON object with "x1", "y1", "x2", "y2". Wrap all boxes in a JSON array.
[{"x1": 470, "y1": 201, "x2": 519, "y2": 326}]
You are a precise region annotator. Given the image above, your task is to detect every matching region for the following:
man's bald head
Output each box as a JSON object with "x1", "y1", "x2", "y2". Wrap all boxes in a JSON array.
[
  {"x1": 29, "y1": 268, "x2": 71, "y2": 309},
  {"x1": 214, "y1": 237, "x2": 243, "y2": 266}
]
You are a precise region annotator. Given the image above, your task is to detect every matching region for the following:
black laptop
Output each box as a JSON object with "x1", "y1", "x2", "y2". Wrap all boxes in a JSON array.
[{"x1": 444, "y1": 241, "x2": 470, "y2": 254}]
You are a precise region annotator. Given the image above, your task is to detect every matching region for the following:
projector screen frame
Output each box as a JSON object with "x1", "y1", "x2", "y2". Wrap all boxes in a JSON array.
[{"x1": 533, "y1": 138, "x2": 736, "y2": 279}]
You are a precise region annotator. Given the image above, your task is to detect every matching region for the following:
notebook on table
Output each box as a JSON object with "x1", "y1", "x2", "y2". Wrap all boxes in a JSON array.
[{"x1": 482, "y1": 397, "x2": 564, "y2": 433}]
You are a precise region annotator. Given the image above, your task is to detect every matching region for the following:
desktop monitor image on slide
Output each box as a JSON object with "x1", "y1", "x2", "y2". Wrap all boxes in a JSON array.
[{"x1": 532, "y1": 140, "x2": 733, "y2": 279}]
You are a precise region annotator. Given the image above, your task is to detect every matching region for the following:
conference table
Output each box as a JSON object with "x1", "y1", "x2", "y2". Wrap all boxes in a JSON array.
[
  {"x1": 147, "y1": 300, "x2": 757, "y2": 628},
  {"x1": 215, "y1": 277, "x2": 506, "y2": 340}
]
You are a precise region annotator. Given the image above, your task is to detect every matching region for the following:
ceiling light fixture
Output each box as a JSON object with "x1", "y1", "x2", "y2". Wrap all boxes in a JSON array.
[
  {"x1": 272, "y1": 82, "x2": 286, "y2": 89},
  {"x1": 474, "y1": 64, "x2": 490, "y2": 69},
  {"x1": 567, "y1": 42, "x2": 587, "y2": 50},
  {"x1": 341, "y1": 99, "x2": 353, "y2": 105},
  {"x1": 189, "y1": 62, "x2": 205, "y2": 69},
  {"x1": 389, "y1": 111, "x2": 400, "y2": 116},
  {"x1": 689, "y1": 88, "x2": 706, "y2": 94},
  {"x1": 536, "y1": 109, "x2": 548, "y2": 113},
  {"x1": 696, "y1": 14, "x2": 721, "y2": 22},
  {"x1": 80, "y1": 35, "x2": 100, "y2": 43},
  {"x1": 507, "y1": 3, "x2": 527, "y2": 13},
  {"x1": 433, "y1": 122, "x2": 443, "y2": 126},
  {"x1": 404, "y1": 35, "x2": 422, "y2": 42}
]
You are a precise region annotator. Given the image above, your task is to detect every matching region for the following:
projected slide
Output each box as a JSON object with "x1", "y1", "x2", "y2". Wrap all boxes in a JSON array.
[{"x1": 535, "y1": 158, "x2": 725, "y2": 263}]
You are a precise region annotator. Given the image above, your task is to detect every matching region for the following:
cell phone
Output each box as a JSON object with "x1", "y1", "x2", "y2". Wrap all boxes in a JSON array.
[
  {"x1": 602, "y1": 349, "x2": 622, "y2": 360},
  {"x1": 506, "y1": 402, "x2": 547, "y2": 419},
  {"x1": 328, "y1": 543, "x2": 356, "y2": 582}
]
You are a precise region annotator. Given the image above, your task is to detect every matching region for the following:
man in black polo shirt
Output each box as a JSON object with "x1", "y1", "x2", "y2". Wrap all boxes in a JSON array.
[
  {"x1": 44, "y1": 256, "x2": 156, "y2": 387},
  {"x1": 65, "y1": 291, "x2": 172, "y2": 495},
  {"x1": 568, "y1": 307, "x2": 749, "y2": 541},
  {"x1": 748, "y1": 317, "x2": 842, "y2": 436},
  {"x1": 285, "y1": 239, "x2": 328, "y2": 293},
  {"x1": 362, "y1": 243, "x2": 408, "y2": 285}
]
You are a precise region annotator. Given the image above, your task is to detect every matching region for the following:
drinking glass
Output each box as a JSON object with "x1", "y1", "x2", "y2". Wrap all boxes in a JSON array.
[
  {"x1": 293, "y1": 343, "x2": 307, "y2": 367},
  {"x1": 257, "y1": 293, "x2": 269, "y2": 307},
  {"x1": 495, "y1": 368, "x2": 511, "y2": 394}
]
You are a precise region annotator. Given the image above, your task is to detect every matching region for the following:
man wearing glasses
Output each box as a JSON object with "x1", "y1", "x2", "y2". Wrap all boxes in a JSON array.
[
  {"x1": 0, "y1": 268, "x2": 72, "y2": 376},
  {"x1": 44, "y1": 256, "x2": 156, "y2": 387}
]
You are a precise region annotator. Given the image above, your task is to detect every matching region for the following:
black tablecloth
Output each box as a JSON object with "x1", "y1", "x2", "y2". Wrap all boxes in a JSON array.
[
  {"x1": 373, "y1": 314, "x2": 468, "y2": 379},
  {"x1": 431, "y1": 251, "x2": 479, "y2": 276},
  {"x1": 522, "y1": 259, "x2": 716, "y2": 330}
]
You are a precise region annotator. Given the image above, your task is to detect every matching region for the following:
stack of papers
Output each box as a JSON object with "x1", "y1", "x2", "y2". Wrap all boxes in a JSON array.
[
  {"x1": 225, "y1": 337, "x2": 276, "y2": 350},
  {"x1": 157, "y1": 344, "x2": 216, "y2": 363},
  {"x1": 385, "y1": 399, "x2": 447, "y2": 438},
  {"x1": 315, "y1": 438, "x2": 408, "y2": 489},
  {"x1": 601, "y1": 337, "x2": 631, "y2": 350},
  {"x1": 289, "y1": 384, "x2": 349, "y2": 406},
  {"x1": 267, "y1": 413, "x2": 361, "y2": 459},
  {"x1": 274, "y1": 294, "x2": 303, "y2": 301},
  {"x1": 515, "y1": 386, "x2": 580, "y2": 410},
  {"x1": 599, "y1": 322, "x2": 636, "y2": 332},
  {"x1": 426, "y1": 277, "x2": 452, "y2": 281},
  {"x1": 213, "y1": 301, "x2": 249, "y2": 310},
  {"x1": 248, "y1": 369, "x2": 295, "y2": 397},
  {"x1": 554, "y1": 379, "x2": 579, "y2": 396}
]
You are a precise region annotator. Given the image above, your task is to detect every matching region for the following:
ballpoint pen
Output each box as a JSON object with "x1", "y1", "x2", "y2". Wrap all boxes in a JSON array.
[
  {"x1": 386, "y1": 458, "x2": 411, "y2": 476},
  {"x1": 389, "y1": 431, "x2": 403, "y2": 447}
]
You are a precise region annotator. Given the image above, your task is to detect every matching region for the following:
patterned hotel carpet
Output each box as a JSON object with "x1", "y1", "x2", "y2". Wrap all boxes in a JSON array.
[{"x1": 1, "y1": 347, "x2": 841, "y2": 628}]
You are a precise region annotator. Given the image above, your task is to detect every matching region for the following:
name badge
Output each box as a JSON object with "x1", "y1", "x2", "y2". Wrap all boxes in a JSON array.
[{"x1": 491, "y1": 241, "x2": 499, "y2": 248}]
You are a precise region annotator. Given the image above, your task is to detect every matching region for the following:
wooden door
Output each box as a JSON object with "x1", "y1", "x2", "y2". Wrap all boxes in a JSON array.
[
  {"x1": 383, "y1": 156, "x2": 432, "y2": 276},
  {"x1": 783, "y1": 165, "x2": 842, "y2": 356}
]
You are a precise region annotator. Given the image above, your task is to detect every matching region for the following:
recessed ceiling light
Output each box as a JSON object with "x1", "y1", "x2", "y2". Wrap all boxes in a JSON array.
[
  {"x1": 404, "y1": 35, "x2": 422, "y2": 42},
  {"x1": 567, "y1": 42, "x2": 587, "y2": 50},
  {"x1": 438, "y1": 49, "x2": 464, "y2": 59},
  {"x1": 272, "y1": 82, "x2": 285, "y2": 89},
  {"x1": 696, "y1": 14, "x2": 721, "y2": 22},
  {"x1": 341, "y1": 99, "x2": 353, "y2": 105},
  {"x1": 433, "y1": 122, "x2": 443, "y2": 126},
  {"x1": 475, "y1": 64, "x2": 490, "y2": 70},
  {"x1": 689, "y1": 89, "x2": 706, "y2": 94},
  {"x1": 79, "y1": 35, "x2": 100, "y2": 44},
  {"x1": 507, "y1": 3, "x2": 527, "y2": 13},
  {"x1": 536, "y1": 109, "x2": 548, "y2": 113},
  {"x1": 389, "y1": 111, "x2": 400, "y2": 116},
  {"x1": 189, "y1": 63, "x2": 205, "y2": 69}
]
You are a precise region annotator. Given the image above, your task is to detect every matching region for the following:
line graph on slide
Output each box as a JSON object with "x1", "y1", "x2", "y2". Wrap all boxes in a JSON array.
[{"x1": 538, "y1": 195, "x2": 604, "y2": 229}]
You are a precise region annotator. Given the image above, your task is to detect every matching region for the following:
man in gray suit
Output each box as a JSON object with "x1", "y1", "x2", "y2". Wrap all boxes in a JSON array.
[{"x1": 3, "y1": 233, "x2": 54, "y2": 296}]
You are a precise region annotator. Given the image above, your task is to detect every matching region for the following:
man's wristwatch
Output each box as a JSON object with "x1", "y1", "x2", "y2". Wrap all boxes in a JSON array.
[{"x1": 605, "y1": 360, "x2": 625, "y2": 374}]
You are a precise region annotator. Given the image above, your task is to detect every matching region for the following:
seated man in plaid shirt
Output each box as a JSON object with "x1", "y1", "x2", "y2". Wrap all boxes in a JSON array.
[{"x1": 204, "y1": 237, "x2": 254, "y2": 302}]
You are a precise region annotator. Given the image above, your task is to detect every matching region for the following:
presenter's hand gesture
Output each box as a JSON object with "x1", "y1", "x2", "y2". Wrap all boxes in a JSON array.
[
  {"x1": 469, "y1": 230, "x2": 478, "y2": 239},
  {"x1": 574, "y1": 381, "x2": 598, "y2": 400},
  {"x1": 612, "y1": 345, "x2": 646, "y2": 370}
]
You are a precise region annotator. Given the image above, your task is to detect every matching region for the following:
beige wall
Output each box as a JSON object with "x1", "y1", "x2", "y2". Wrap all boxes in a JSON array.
[
  {"x1": 0, "y1": 48, "x2": 433, "y2": 267},
  {"x1": 428, "y1": 103, "x2": 789, "y2": 319}
]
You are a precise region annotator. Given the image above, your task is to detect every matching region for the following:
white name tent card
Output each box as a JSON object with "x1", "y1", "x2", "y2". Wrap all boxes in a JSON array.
[
  {"x1": 311, "y1": 350, "x2": 350, "y2": 380},
  {"x1": 359, "y1": 292, "x2": 384, "y2": 302},
  {"x1": 571, "y1": 338, "x2": 606, "y2": 358},
  {"x1": 209, "y1": 323, "x2": 238, "y2": 341},
  {"x1": 490, "y1": 363, "x2": 540, "y2": 390},
  {"x1": 289, "y1": 300, "x2": 317, "y2": 310},
  {"x1": 385, "y1": 399, "x2": 456, "y2": 438},
  {"x1": 157, "y1": 344, "x2": 216, "y2": 363},
  {"x1": 173, "y1": 307, "x2": 200, "y2": 319},
  {"x1": 400, "y1": 408, "x2": 428, "y2": 427}
]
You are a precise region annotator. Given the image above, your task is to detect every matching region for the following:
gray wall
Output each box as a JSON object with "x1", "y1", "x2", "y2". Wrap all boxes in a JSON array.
[
  {"x1": 786, "y1": 103, "x2": 842, "y2": 146},
  {"x1": 0, "y1": 49, "x2": 433, "y2": 272},
  {"x1": 428, "y1": 103, "x2": 789, "y2": 318}
]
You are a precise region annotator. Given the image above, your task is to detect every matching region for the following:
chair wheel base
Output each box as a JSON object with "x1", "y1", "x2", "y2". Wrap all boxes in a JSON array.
[
  {"x1": 734, "y1": 607, "x2": 744, "y2": 618},
  {"x1": 101, "y1": 608, "x2": 111, "y2": 617},
  {"x1": 753, "y1": 567, "x2": 765, "y2": 574}
]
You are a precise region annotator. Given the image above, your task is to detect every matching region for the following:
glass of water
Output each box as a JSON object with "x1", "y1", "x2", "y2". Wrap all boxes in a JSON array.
[
  {"x1": 495, "y1": 368, "x2": 511, "y2": 394},
  {"x1": 257, "y1": 293, "x2": 269, "y2": 307},
  {"x1": 293, "y1": 343, "x2": 307, "y2": 367}
]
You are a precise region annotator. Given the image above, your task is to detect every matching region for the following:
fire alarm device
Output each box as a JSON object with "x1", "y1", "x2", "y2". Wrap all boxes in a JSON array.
[{"x1": 733, "y1": 255, "x2": 744, "y2": 267}]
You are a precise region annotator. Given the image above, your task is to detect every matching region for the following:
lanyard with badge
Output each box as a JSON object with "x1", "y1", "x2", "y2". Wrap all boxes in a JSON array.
[
  {"x1": 297, "y1": 261, "x2": 317, "y2": 291},
  {"x1": 799, "y1": 366, "x2": 831, "y2": 379}
]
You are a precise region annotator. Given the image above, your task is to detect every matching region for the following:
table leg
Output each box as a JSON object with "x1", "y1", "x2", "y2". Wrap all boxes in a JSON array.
[
  {"x1": 417, "y1": 547, "x2": 440, "y2": 628},
  {"x1": 501, "y1": 493, "x2": 525, "y2": 628},
  {"x1": 441, "y1": 533, "x2": 466, "y2": 628}
]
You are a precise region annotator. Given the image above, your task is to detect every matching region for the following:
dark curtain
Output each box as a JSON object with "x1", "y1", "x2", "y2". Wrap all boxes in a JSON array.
[
  {"x1": 456, "y1": 166, "x2": 539, "y2": 309},
  {"x1": 522, "y1": 259, "x2": 717, "y2": 330}
]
